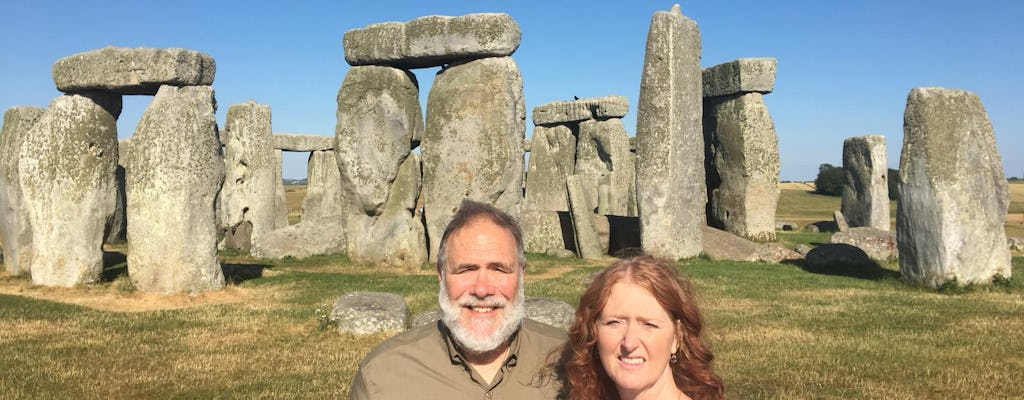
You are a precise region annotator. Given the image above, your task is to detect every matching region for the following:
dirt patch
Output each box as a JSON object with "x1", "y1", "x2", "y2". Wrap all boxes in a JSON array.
[{"x1": 0, "y1": 275, "x2": 268, "y2": 313}]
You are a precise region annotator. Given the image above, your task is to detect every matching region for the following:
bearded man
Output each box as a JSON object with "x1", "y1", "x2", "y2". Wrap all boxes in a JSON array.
[{"x1": 348, "y1": 199, "x2": 566, "y2": 399}]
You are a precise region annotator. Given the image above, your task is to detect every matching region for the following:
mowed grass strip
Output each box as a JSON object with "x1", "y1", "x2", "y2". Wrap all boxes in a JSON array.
[{"x1": 1, "y1": 254, "x2": 1022, "y2": 399}]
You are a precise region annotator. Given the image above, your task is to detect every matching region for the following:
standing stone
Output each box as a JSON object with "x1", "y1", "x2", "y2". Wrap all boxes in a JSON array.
[
  {"x1": 422, "y1": 56, "x2": 524, "y2": 261},
  {"x1": 577, "y1": 118, "x2": 634, "y2": 216},
  {"x1": 703, "y1": 92, "x2": 779, "y2": 241},
  {"x1": 105, "y1": 165, "x2": 128, "y2": 243},
  {"x1": 273, "y1": 150, "x2": 288, "y2": 228},
  {"x1": 841, "y1": 135, "x2": 889, "y2": 230},
  {"x1": 635, "y1": 5, "x2": 704, "y2": 259},
  {"x1": 336, "y1": 65, "x2": 426, "y2": 268},
  {"x1": 220, "y1": 101, "x2": 276, "y2": 249},
  {"x1": 125, "y1": 85, "x2": 224, "y2": 293},
  {"x1": 0, "y1": 106, "x2": 44, "y2": 276},
  {"x1": 566, "y1": 176, "x2": 602, "y2": 259},
  {"x1": 523, "y1": 124, "x2": 575, "y2": 212},
  {"x1": 19, "y1": 93, "x2": 120, "y2": 286},
  {"x1": 302, "y1": 150, "x2": 344, "y2": 222},
  {"x1": 897, "y1": 87, "x2": 1011, "y2": 287}
]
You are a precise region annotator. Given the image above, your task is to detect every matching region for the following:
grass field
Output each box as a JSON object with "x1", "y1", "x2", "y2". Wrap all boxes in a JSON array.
[{"x1": 1, "y1": 183, "x2": 1022, "y2": 399}]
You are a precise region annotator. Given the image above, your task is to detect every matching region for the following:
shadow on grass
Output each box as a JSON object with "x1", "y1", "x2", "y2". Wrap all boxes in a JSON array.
[
  {"x1": 221, "y1": 262, "x2": 270, "y2": 284},
  {"x1": 795, "y1": 243, "x2": 901, "y2": 281},
  {"x1": 98, "y1": 250, "x2": 270, "y2": 285}
]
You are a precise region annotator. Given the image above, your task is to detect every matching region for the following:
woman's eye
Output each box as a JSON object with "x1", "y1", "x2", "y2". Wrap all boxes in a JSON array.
[
  {"x1": 604, "y1": 319, "x2": 621, "y2": 326},
  {"x1": 644, "y1": 322, "x2": 660, "y2": 328}
]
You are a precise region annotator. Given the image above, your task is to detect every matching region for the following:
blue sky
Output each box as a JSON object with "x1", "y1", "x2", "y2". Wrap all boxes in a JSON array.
[{"x1": 2, "y1": 1, "x2": 1021, "y2": 180}]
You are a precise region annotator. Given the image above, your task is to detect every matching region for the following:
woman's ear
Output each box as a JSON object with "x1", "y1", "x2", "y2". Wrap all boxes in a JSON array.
[{"x1": 673, "y1": 319, "x2": 683, "y2": 354}]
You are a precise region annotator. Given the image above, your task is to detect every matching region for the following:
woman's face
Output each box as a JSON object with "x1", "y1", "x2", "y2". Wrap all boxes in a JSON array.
[{"x1": 596, "y1": 280, "x2": 679, "y2": 398}]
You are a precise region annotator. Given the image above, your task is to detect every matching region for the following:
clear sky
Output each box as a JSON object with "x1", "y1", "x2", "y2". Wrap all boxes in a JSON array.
[{"x1": 2, "y1": 1, "x2": 1021, "y2": 180}]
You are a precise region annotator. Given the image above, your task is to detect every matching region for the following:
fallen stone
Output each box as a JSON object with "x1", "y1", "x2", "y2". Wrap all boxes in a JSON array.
[
  {"x1": 53, "y1": 46, "x2": 215, "y2": 95},
  {"x1": 531, "y1": 95, "x2": 629, "y2": 126},
  {"x1": 524, "y1": 298, "x2": 575, "y2": 330},
  {"x1": 830, "y1": 227, "x2": 898, "y2": 262},
  {"x1": 636, "y1": 5, "x2": 705, "y2": 260},
  {"x1": 344, "y1": 13, "x2": 521, "y2": 69},
  {"x1": 331, "y1": 291, "x2": 408, "y2": 335},
  {"x1": 272, "y1": 133, "x2": 334, "y2": 151},
  {"x1": 1008, "y1": 237, "x2": 1023, "y2": 251},
  {"x1": 794, "y1": 244, "x2": 813, "y2": 256},
  {"x1": 702, "y1": 58, "x2": 776, "y2": 98},
  {"x1": 251, "y1": 217, "x2": 346, "y2": 259},
  {"x1": 545, "y1": 248, "x2": 576, "y2": 258},
  {"x1": 776, "y1": 221, "x2": 799, "y2": 231},
  {"x1": 700, "y1": 225, "x2": 758, "y2": 262},
  {"x1": 754, "y1": 242, "x2": 803, "y2": 264},
  {"x1": 125, "y1": 85, "x2": 224, "y2": 294},
  {"x1": 897, "y1": 87, "x2": 1011, "y2": 287}
]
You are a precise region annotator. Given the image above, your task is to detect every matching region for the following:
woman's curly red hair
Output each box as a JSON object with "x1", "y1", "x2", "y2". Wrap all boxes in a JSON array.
[{"x1": 563, "y1": 255, "x2": 724, "y2": 400}]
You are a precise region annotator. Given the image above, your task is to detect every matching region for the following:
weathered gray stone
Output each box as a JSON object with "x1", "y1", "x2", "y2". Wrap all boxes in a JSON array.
[
  {"x1": 897, "y1": 87, "x2": 1011, "y2": 287},
  {"x1": 0, "y1": 106, "x2": 44, "y2": 276},
  {"x1": 524, "y1": 298, "x2": 574, "y2": 330},
  {"x1": 125, "y1": 85, "x2": 224, "y2": 294},
  {"x1": 841, "y1": 135, "x2": 890, "y2": 230},
  {"x1": 704, "y1": 92, "x2": 779, "y2": 241},
  {"x1": 271, "y1": 133, "x2": 334, "y2": 151},
  {"x1": 411, "y1": 298, "x2": 572, "y2": 331},
  {"x1": 700, "y1": 225, "x2": 758, "y2": 262},
  {"x1": 702, "y1": 58, "x2": 776, "y2": 98},
  {"x1": 53, "y1": 46, "x2": 215, "y2": 95},
  {"x1": 794, "y1": 244, "x2": 813, "y2": 256},
  {"x1": 105, "y1": 165, "x2": 127, "y2": 243},
  {"x1": 754, "y1": 242, "x2": 803, "y2": 264},
  {"x1": 1008, "y1": 236, "x2": 1023, "y2": 251},
  {"x1": 521, "y1": 209, "x2": 569, "y2": 254},
  {"x1": 343, "y1": 13, "x2": 521, "y2": 69},
  {"x1": 272, "y1": 150, "x2": 288, "y2": 228},
  {"x1": 19, "y1": 93, "x2": 120, "y2": 286},
  {"x1": 252, "y1": 216, "x2": 345, "y2": 259},
  {"x1": 545, "y1": 248, "x2": 576, "y2": 258},
  {"x1": 776, "y1": 221, "x2": 799, "y2": 231},
  {"x1": 330, "y1": 291, "x2": 408, "y2": 335},
  {"x1": 336, "y1": 65, "x2": 426, "y2": 268},
  {"x1": 567, "y1": 175, "x2": 602, "y2": 259},
  {"x1": 830, "y1": 227, "x2": 898, "y2": 262},
  {"x1": 523, "y1": 125, "x2": 574, "y2": 212},
  {"x1": 302, "y1": 150, "x2": 344, "y2": 222},
  {"x1": 577, "y1": 118, "x2": 635, "y2": 217},
  {"x1": 833, "y1": 210, "x2": 849, "y2": 232},
  {"x1": 422, "y1": 56, "x2": 524, "y2": 261},
  {"x1": 531, "y1": 95, "x2": 629, "y2": 126},
  {"x1": 636, "y1": 5, "x2": 704, "y2": 260},
  {"x1": 220, "y1": 101, "x2": 276, "y2": 249}
]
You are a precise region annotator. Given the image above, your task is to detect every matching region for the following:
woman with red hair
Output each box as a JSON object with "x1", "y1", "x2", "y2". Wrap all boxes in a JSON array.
[{"x1": 563, "y1": 255, "x2": 724, "y2": 400}]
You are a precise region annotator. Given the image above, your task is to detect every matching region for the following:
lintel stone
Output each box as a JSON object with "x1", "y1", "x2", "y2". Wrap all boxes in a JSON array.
[
  {"x1": 53, "y1": 46, "x2": 215, "y2": 95},
  {"x1": 344, "y1": 13, "x2": 520, "y2": 69},
  {"x1": 702, "y1": 58, "x2": 776, "y2": 98},
  {"x1": 531, "y1": 95, "x2": 629, "y2": 126},
  {"x1": 272, "y1": 133, "x2": 334, "y2": 151}
]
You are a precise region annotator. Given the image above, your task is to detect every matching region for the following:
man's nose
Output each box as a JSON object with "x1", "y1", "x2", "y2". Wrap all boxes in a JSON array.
[{"x1": 470, "y1": 270, "x2": 495, "y2": 297}]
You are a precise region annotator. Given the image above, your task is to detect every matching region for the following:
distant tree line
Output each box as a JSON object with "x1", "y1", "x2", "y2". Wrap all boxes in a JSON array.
[{"x1": 814, "y1": 163, "x2": 898, "y2": 200}]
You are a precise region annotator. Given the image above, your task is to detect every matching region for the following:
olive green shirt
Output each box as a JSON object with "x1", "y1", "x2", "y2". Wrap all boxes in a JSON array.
[{"x1": 348, "y1": 319, "x2": 566, "y2": 400}]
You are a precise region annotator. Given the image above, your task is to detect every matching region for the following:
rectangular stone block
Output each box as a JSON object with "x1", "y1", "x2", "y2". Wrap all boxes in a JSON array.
[
  {"x1": 344, "y1": 13, "x2": 520, "y2": 69},
  {"x1": 702, "y1": 58, "x2": 776, "y2": 98},
  {"x1": 272, "y1": 133, "x2": 334, "y2": 151},
  {"x1": 531, "y1": 95, "x2": 629, "y2": 126},
  {"x1": 53, "y1": 46, "x2": 215, "y2": 95}
]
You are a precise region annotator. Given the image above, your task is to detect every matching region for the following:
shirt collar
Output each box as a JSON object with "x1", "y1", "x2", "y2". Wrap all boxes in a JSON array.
[{"x1": 439, "y1": 319, "x2": 522, "y2": 370}]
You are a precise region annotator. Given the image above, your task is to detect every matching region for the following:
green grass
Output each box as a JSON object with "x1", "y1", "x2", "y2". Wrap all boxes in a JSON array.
[{"x1": 2, "y1": 254, "x2": 1022, "y2": 399}]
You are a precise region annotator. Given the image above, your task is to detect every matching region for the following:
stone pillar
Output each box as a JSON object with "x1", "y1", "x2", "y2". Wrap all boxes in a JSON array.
[
  {"x1": 841, "y1": 134, "x2": 889, "y2": 230},
  {"x1": 704, "y1": 92, "x2": 779, "y2": 241},
  {"x1": 105, "y1": 165, "x2": 128, "y2": 243},
  {"x1": 635, "y1": 5, "x2": 704, "y2": 259},
  {"x1": 523, "y1": 124, "x2": 575, "y2": 212},
  {"x1": 336, "y1": 65, "x2": 426, "y2": 268},
  {"x1": 897, "y1": 87, "x2": 1011, "y2": 287},
  {"x1": 577, "y1": 118, "x2": 634, "y2": 217},
  {"x1": 303, "y1": 150, "x2": 344, "y2": 221},
  {"x1": 567, "y1": 176, "x2": 602, "y2": 259},
  {"x1": 19, "y1": 93, "x2": 120, "y2": 286},
  {"x1": 422, "y1": 56, "x2": 524, "y2": 262},
  {"x1": 125, "y1": 85, "x2": 224, "y2": 293},
  {"x1": 0, "y1": 106, "x2": 44, "y2": 276},
  {"x1": 273, "y1": 149, "x2": 288, "y2": 228},
  {"x1": 220, "y1": 101, "x2": 276, "y2": 248}
]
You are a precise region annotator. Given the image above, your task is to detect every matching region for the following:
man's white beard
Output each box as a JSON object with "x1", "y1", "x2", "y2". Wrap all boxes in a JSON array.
[{"x1": 438, "y1": 273, "x2": 525, "y2": 355}]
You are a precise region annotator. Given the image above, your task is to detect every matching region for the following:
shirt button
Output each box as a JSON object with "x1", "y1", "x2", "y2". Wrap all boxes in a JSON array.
[{"x1": 485, "y1": 392, "x2": 493, "y2": 398}]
